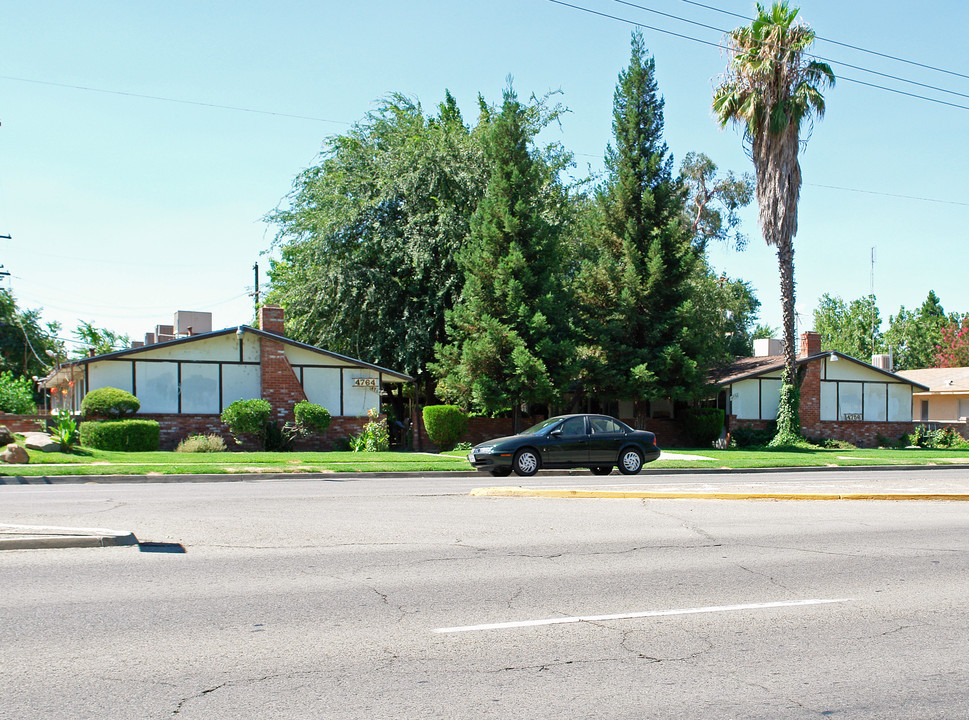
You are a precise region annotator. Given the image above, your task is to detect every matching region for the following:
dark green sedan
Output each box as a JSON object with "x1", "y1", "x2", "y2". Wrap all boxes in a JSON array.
[{"x1": 467, "y1": 414, "x2": 661, "y2": 477}]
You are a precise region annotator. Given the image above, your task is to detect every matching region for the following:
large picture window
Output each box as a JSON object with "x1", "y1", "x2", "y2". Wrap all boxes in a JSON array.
[{"x1": 820, "y1": 380, "x2": 912, "y2": 422}]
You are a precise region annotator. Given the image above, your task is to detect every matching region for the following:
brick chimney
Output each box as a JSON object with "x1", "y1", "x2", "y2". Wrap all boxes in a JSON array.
[
  {"x1": 256, "y1": 305, "x2": 307, "y2": 422},
  {"x1": 799, "y1": 331, "x2": 822, "y2": 357},
  {"x1": 258, "y1": 305, "x2": 285, "y2": 336}
]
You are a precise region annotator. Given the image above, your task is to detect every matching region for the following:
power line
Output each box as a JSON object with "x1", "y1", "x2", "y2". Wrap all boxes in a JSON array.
[
  {"x1": 611, "y1": 0, "x2": 969, "y2": 103},
  {"x1": 548, "y1": 1, "x2": 969, "y2": 113},
  {"x1": 805, "y1": 183, "x2": 969, "y2": 207},
  {"x1": 0, "y1": 74, "x2": 351, "y2": 126},
  {"x1": 674, "y1": 0, "x2": 969, "y2": 82}
]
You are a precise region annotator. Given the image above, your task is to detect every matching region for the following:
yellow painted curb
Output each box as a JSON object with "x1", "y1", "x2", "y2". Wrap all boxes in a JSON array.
[{"x1": 470, "y1": 487, "x2": 969, "y2": 501}]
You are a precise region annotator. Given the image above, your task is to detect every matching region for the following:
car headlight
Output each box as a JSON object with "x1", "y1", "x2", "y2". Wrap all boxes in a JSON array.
[{"x1": 474, "y1": 445, "x2": 496, "y2": 454}]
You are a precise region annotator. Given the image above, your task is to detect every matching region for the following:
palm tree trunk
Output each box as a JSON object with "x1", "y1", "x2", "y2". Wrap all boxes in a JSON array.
[{"x1": 777, "y1": 234, "x2": 800, "y2": 435}]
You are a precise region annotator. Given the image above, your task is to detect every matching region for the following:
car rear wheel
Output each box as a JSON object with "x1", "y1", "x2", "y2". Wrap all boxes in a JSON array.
[
  {"x1": 617, "y1": 448, "x2": 643, "y2": 475},
  {"x1": 590, "y1": 466, "x2": 612, "y2": 476},
  {"x1": 490, "y1": 467, "x2": 512, "y2": 477},
  {"x1": 513, "y1": 449, "x2": 540, "y2": 477}
]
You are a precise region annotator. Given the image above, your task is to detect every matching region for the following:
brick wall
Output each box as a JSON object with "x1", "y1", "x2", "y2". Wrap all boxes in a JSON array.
[
  {"x1": 139, "y1": 413, "x2": 374, "y2": 451},
  {"x1": 415, "y1": 414, "x2": 692, "y2": 451},
  {"x1": 260, "y1": 334, "x2": 308, "y2": 424},
  {"x1": 0, "y1": 414, "x2": 49, "y2": 434}
]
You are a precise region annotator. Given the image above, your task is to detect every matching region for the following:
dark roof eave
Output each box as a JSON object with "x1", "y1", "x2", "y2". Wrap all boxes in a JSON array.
[
  {"x1": 708, "y1": 351, "x2": 929, "y2": 391},
  {"x1": 59, "y1": 326, "x2": 414, "y2": 383}
]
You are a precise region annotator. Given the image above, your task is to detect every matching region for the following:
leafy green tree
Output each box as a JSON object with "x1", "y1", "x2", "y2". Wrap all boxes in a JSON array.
[
  {"x1": 883, "y1": 290, "x2": 951, "y2": 370},
  {"x1": 0, "y1": 370, "x2": 37, "y2": 414},
  {"x1": 266, "y1": 92, "x2": 485, "y2": 405},
  {"x1": 572, "y1": 30, "x2": 699, "y2": 416},
  {"x1": 713, "y1": 1, "x2": 835, "y2": 443},
  {"x1": 72, "y1": 320, "x2": 130, "y2": 358},
  {"x1": 813, "y1": 293, "x2": 881, "y2": 360},
  {"x1": 690, "y1": 264, "x2": 762, "y2": 364},
  {"x1": 0, "y1": 289, "x2": 62, "y2": 378},
  {"x1": 680, "y1": 151, "x2": 754, "y2": 251},
  {"x1": 433, "y1": 83, "x2": 575, "y2": 430}
]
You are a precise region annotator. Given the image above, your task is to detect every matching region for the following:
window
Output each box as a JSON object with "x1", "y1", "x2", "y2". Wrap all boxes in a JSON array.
[
  {"x1": 590, "y1": 417, "x2": 623, "y2": 434},
  {"x1": 560, "y1": 417, "x2": 586, "y2": 435}
]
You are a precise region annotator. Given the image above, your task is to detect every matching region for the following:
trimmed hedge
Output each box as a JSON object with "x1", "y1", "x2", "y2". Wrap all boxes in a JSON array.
[
  {"x1": 682, "y1": 408, "x2": 725, "y2": 447},
  {"x1": 422, "y1": 405, "x2": 468, "y2": 450},
  {"x1": 81, "y1": 387, "x2": 140, "y2": 419},
  {"x1": 220, "y1": 399, "x2": 271, "y2": 437},
  {"x1": 79, "y1": 419, "x2": 160, "y2": 451},
  {"x1": 294, "y1": 400, "x2": 331, "y2": 434}
]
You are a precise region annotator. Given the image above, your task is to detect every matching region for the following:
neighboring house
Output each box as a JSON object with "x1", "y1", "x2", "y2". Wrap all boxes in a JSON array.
[
  {"x1": 894, "y1": 366, "x2": 969, "y2": 434},
  {"x1": 40, "y1": 306, "x2": 412, "y2": 449},
  {"x1": 708, "y1": 332, "x2": 929, "y2": 446}
]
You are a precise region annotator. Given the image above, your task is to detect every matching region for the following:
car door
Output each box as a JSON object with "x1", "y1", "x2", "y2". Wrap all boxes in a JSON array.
[
  {"x1": 588, "y1": 416, "x2": 627, "y2": 463},
  {"x1": 542, "y1": 416, "x2": 590, "y2": 467}
]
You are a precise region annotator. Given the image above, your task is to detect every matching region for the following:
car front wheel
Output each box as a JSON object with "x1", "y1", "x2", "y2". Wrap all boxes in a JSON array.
[
  {"x1": 617, "y1": 448, "x2": 643, "y2": 475},
  {"x1": 513, "y1": 449, "x2": 540, "y2": 477}
]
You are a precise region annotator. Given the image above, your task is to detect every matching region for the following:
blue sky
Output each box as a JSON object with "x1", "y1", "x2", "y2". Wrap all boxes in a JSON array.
[{"x1": 2, "y1": 0, "x2": 966, "y2": 355}]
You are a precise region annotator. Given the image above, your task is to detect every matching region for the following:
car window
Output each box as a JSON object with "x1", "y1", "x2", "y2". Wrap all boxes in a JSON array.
[
  {"x1": 590, "y1": 417, "x2": 622, "y2": 434},
  {"x1": 559, "y1": 417, "x2": 586, "y2": 435}
]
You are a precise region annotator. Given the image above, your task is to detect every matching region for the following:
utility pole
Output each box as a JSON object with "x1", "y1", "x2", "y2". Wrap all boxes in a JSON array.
[
  {"x1": 251, "y1": 262, "x2": 260, "y2": 318},
  {"x1": 0, "y1": 235, "x2": 11, "y2": 281}
]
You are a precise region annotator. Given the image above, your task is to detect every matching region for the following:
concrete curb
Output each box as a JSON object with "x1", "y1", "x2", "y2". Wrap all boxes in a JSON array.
[
  {"x1": 470, "y1": 487, "x2": 969, "y2": 501},
  {"x1": 0, "y1": 524, "x2": 138, "y2": 550},
  {"x1": 2, "y1": 462, "x2": 969, "y2": 485}
]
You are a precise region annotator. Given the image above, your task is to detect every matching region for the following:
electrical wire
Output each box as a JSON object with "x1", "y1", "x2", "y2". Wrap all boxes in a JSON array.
[
  {"x1": 611, "y1": 0, "x2": 969, "y2": 102},
  {"x1": 674, "y1": 0, "x2": 969, "y2": 81},
  {"x1": 548, "y1": 0, "x2": 969, "y2": 113},
  {"x1": 0, "y1": 74, "x2": 352, "y2": 126}
]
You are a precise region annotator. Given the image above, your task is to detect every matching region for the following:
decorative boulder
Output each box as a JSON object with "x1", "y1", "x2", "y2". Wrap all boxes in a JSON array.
[
  {"x1": 1, "y1": 443, "x2": 29, "y2": 464},
  {"x1": 23, "y1": 432, "x2": 62, "y2": 453},
  {"x1": 0, "y1": 425, "x2": 14, "y2": 446}
]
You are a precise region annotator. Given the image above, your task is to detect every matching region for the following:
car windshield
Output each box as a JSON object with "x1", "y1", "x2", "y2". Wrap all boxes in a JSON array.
[{"x1": 519, "y1": 417, "x2": 563, "y2": 435}]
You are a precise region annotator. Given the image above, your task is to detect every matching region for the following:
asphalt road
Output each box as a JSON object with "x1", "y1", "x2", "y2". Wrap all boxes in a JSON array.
[{"x1": 3, "y1": 471, "x2": 969, "y2": 719}]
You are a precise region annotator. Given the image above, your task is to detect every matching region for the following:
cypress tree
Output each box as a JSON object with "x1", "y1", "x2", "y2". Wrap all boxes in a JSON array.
[
  {"x1": 573, "y1": 30, "x2": 700, "y2": 416},
  {"x1": 434, "y1": 84, "x2": 574, "y2": 430}
]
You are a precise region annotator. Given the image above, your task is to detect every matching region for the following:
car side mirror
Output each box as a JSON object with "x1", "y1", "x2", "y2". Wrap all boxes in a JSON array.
[{"x1": 550, "y1": 429, "x2": 562, "y2": 437}]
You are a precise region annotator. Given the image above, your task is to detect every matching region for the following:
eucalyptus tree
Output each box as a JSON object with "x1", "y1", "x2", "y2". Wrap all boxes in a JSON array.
[
  {"x1": 680, "y1": 151, "x2": 755, "y2": 252},
  {"x1": 266, "y1": 92, "x2": 485, "y2": 404},
  {"x1": 713, "y1": 1, "x2": 834, "y2": 442}
]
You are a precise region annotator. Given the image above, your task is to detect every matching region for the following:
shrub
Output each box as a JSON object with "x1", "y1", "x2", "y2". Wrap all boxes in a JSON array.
[
  {"x1": 48, "y1": 409, "x2": 79, "y2": 452},
  {"x1": 0, "y1": 370, "x2": 37, "y2": 414},
  {"x1": 682, "y1": 408, "x2": 724, "y2": 447},
  {"x1": 731, "y1": 424, "x2": 776, "y2": 448},
  {"x1": 175, "y1": 434, "x2": 227, "y2": 453},
  {"x1": 220, "y1": 399, "x2": 272, "y2": 440},
  {"x1": 350, "y1": 408, "x2": 389, "y2": 452},
  {"x1": 294, "y1": 401, "x2": 331, "y2": 434},
  {"x1": 422, "y1": 405, "x2": 468, "y2": 450},
  {"x1": 81, "y1": 387, "x2": 140, "y2": 419},
  {"x1": 79, "y1": 419, "x2": 160, "y2": 451}
]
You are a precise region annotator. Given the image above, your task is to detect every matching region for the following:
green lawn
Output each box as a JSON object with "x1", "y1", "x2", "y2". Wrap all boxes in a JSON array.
[{"x1": 2, "y1": 445, "x2": 968, "y2": 477}]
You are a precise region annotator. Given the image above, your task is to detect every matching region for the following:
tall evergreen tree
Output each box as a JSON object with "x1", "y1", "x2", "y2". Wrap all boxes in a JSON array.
[
  {"x1": 433, "y1": 84, "x2": 574, "y2": 430},
  {"x1": 572, "y1": 30, "x2": 699, "y2": 418}
]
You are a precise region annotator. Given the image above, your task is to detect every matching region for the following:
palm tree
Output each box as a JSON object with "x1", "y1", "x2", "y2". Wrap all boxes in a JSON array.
[{"x1": 713, "y1": 1, "x2": 834, "y2": 441}]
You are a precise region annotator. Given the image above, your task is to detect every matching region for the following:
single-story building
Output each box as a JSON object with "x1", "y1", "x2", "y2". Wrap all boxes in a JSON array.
[
  {"x1": 894, "y1": 366, "x2": 969, "y2": 434},
  {"x1": 708, "y1": 332, "x2": 929, "y2": 446},
  {"x1": 40, "y1": 306, "x2": 412, "y2": 449}
]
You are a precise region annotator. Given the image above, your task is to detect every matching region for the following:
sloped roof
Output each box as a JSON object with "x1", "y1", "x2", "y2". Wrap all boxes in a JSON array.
[
  {"x1": 895, "y1": 367, "x2": 969, "y2": 394},
  {"x1": 708, "y1": 351, "x2": 929, "y2": 390},
  {"x1": 43, "y1": 325, "x2": 413, "y2": 385}
]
